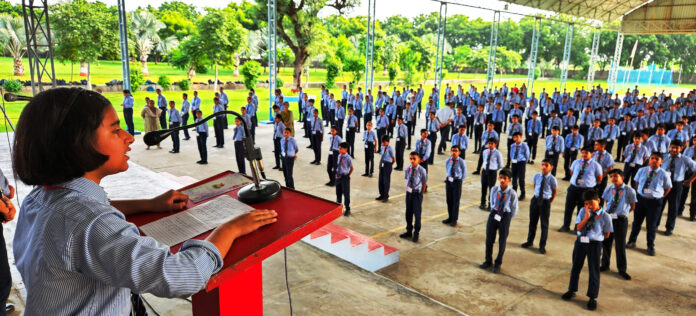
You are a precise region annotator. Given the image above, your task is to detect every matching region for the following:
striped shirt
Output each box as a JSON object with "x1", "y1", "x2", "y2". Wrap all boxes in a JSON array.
[{"x1": 13, "y1": 177, "x2": 223, "y2": 315}]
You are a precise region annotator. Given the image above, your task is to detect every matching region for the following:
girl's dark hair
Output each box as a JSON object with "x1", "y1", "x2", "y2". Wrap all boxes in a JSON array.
[{"x1": 13, "y1": 88, "x2": 111, "y2": 185}]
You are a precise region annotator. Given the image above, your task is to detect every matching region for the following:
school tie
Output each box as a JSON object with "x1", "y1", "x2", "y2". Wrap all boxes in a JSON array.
[
  {"x1": 538, "y1": 174, "x2": 546, "y2": 198},
  {"x1": 234, "y1": 127, "x2": 239, "y2": 139},
  {"x1": 496, "y1": 192, "x2": 506, "y2": 214},
  {"x1": 336, "y1": 155, "x2": 343, "y2": 178},
  {"x1": 486, "y1": 150, "x2": 493, "y2": 170},
  {"x1": 577, "y1": 160, "x2": 588, "y2": 180},
  {"x1": 449, "y1": 158, "x2": 456, "y2": 178},
  {"x1": 408, "y1": 167, "x2": 416, "y2": 188},
  {"x1": 284, "y1": 139, "x2": 289, "y2": 157},
  {"x1": 608, "y1": 187, "x2": 622, "y2": 214},
  {"x1": 644, "y1": 170, "x2": 656, "y2": 188},
  {"x1": 669, "y1": 155, "x2": 677, "y2": 180}
]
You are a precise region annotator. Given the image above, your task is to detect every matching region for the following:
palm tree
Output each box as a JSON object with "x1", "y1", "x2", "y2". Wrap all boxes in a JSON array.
[
  {"x1": 154, "y1": 35, "x2": 178, "y2": 63},
  {"x1": 0, "y1": 14, "x2": 26, "y2": 76},
  {"x1": 130, "y1": 11, "x2": 164, "y2": 75}
]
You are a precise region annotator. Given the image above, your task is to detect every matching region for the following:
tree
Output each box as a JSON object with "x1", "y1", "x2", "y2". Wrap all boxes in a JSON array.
[
  {"x1": 0, "y1": 14, "x2": 26, "y2": 76},
  {"x1": 255, "y1": 0, "x2": 358, "y2": 87},
  {"x1": 157, "y1": 1, "x2": 199, "y2": 20},
  {"x1": 130, "y1": 10, "x2": 165, "y2": 75},
  {"x1": 0, "y1": 0, "x2": 21, "y2": 17},
  {"x1": 154, "y1": 35, "x2": 179, "y2": 63},
  {"x1": 323, "y1": 56, "x2": 342, "y2": 88},
  {"x1": 52, "y1": 0, "x2": 118, "y2": 89},
  {"x1": 240, "y1": 60, "x2": 262, "y2": 90},
  {"x1": 195, "y1": 8, "x2": 247, "y2": 90},
  {"x1": 450, "y1": 45, "x2": 472, "y2": 72},
  {"x1": 171, "y1": 38, "x2": 209, "y2": 78},
  {"x1": 377, "y1": 35, "x2": 400, "y2": 75}
]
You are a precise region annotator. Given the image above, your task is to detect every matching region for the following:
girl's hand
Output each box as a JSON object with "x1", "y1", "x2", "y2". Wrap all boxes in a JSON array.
[
  {"x1": 151, "y1": 190, "x2": 189, "y2": 212},
  {"x1": 225, "y1": 209, "x2": 278, "y2": 238},
  {"x1": 1, "y1": 196, "x2": 16, "y2": 223}
]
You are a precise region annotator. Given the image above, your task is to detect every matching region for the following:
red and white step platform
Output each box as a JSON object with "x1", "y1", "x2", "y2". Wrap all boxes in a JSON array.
[{"x1": 302, "y1": 223, "x2": 399, "y2": 272}]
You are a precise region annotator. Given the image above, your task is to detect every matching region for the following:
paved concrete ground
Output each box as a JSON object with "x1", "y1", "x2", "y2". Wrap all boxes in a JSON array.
[{"x1": 3, "y1": 104, "x2": 696, "y2": 315}]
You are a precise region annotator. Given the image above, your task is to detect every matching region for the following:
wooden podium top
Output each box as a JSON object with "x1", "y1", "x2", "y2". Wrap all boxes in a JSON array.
[{"x1": 127, "y1": 171, "x2": 342, "y2": 291}]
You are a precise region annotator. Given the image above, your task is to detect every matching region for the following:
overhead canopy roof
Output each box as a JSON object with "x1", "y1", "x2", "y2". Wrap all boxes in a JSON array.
[{"x1": 500, "y1": 0, "x2": 696, "y2": 34}]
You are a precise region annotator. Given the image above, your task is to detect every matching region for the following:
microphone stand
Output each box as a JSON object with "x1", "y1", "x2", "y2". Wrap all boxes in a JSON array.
[{"x1": 143, "y1": 110, "x2": 281, "y2": 204}]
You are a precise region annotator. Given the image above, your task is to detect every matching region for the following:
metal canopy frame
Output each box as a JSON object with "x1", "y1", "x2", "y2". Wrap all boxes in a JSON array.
[
  {"x1": 22, "y1": 0, "x2": 56, "y2": 95},
  {"x1": 434, "y1": 1, "x2": 448, "y2": 99},
  {"x1": 608, "y1": 32, "x2": 623, "y2": 92},
  {"x1": 586, "y1": 27, "x2": 601, "y2": 89},
  {"x1": 364, "y1": 0, "x2": 376, "y2": 92},
  {"x1": 267, "y1": 0, "x2": 277, "y2": 121},
  {"x1": 527, "y1": 17, "x2": 541, "y2": 95},
  {"x1": 559, "y1": 23, "x2": 573, "y2": 92},
  {"x1": 117, "y1": 0, "x2": 130, "y2": 90},
  {"x1": 485, "y1": 11, "x2": 500, "y2": 91}
]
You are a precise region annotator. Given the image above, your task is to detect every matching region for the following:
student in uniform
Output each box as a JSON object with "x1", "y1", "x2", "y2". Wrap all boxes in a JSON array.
[
  {"x1": 627, "y1": 152, "x2": 672, "y2": 256},
  {"x1": 509, "y1": 132, "x2": 530, "y2": 200},
  {"x1": 310, "y1": 109, "x2": 324, "y2": 165},
  {"x1": 617, "y1": 114, "x2": 636, "y2": 161},
  {"x1": 400, "y1": 152, "x2": 428, "y2": 243},
  {"x1": 376, "y1": 136, "x2": 395, "y2": 202},
  {"x1": 325, "y1": 126, "x2": 343, "y2": 186},
  {"x1": 443, "y1": 145, "x2": 467, "y2": 227},
  {"x1": 623, "y1": 133, "x2": 650, "y2": 186},
  {"x1": 587, "y1": 119, "x2": 604, "y2": 146},
  {"x1": 522, "y1": 158, "x2": 557, "y2": 254},
  {"x1": 180, "y1": 93, "x2": 191, "y2": 140},
  {"x1": 600, "y1": 169, "x2": 636, "y2": 280},
  {"x1": 450, "y1": 125, "x2": 469, "y2": 160},
  {"x1": 376, "y1": 108, "x2": 389, "y2": 143},
  {"x1": 394, "y1": 116, "x2": 408, "y2": 170},
  {"x1": 335, "y1": 143, "x2": 354, "y2": 216},
  {"x1": 603, "y1": 117, "x2": 619, "y2": 154},
  {"x1": 272, "y1": 113, "x2": 286, "y2": 170},
  {"x1": 526, "y1": 111, "x2": 542, "y2": 164},
  {"x1": 480, "y1": 168, "x2": 518, "y2": 273},
  {"x1": 649, "y1": 124, "x2": 671, "y2": 156},
  {"x1": 473, "y1": 122, "x2": 500, "y2": 174},
  {"x1": 415, "y1": 129, "x2": 432, "y2": 173},
  {"x1": 659, "y1": 140, "x2": 696, "y2": 236},
  {"x1": 10, "y1": 88, "x2": 277, "y2": 315},
  {"x1": 233, "y1": 117, "x2": 246, "y2": 174},
  {"x1": 336, "y1": 101, "x2": 346, "y2": 137},
  {"x1": 0, "y1": 168, "x2": 15, "y2": 314},
  {"x1": 681, "y1": 136, "x2": 696, "y2": 221},
  {"x1": 593, "y1": 140, "x2": 615, "y2": 202},
  {"x1": 563, "y1": 126, "x2": 584, "y2": 180},
  {"x1": 195, "y1": 110, "x2": 208, "y2": 164},
  {"x1": 362, "y1": 122, "x2": 378, "y2": 177},
  {"x1": 473, "y1": 104, "x2": 486, "y2": 153},
  {"x1": 559, "y1": 146, "x2": 603, "y2": 232},
  {"x1": 121, "y1": 89, "x2": 135, "y2": 135},
  {"x1": 479, "y1": 139, "x2": 504, "y2": 210},
  {"x1": 561, "y1": 190, "x2": 613, "y2": 311},
  {"x1": 506, "y1": 115, "x2": 524, "y2": 168},
  {"x1": 546, "y1": 128, "x2": 564, "y2": 177},
  {"x1": 281, "y1": 127, "x2": 298, "y2": 189},
  {"x1": 426, "y1": 111, "x2": 440, "y2": 164},
  {"x1": 346, "y1": 107, "x2": 358, "y2": 157},
  {"x1": 212, "y1": 98, "x2": 225, "y2": 148},
  {"x1": 167, "y1": 101, "x2": 181, "y2": 154}
]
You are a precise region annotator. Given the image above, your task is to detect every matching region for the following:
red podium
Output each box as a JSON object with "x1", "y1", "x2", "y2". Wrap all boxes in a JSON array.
[{"x1": 127, "y1": 171, "x2": 342, "y2": 315}]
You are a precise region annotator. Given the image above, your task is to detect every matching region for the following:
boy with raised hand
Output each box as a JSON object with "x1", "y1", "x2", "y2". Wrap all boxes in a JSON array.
[
  {"x1": 272, "y1": 114, "x2": 286, "y2": 170},
  {"x1": 394, "y1": 116, "x2": 408, "y2": 170},
  {"x1": 415, "y1": 129, "x2": 432, "y2": 173},
  {"x1": 479, "y1": 138, "x2": 504, "y2": 210},
  {"x1": 622, "y1": 133, "x2": 650, "y2": 186},
  {"x1": 600, "y1": 169, "x2": 636, "y2": 280},
  {"x1": 659, "y1": 140, "x2": 696, "y2": 236},
  {"x1": 335, "y1": 142, "x2": 354, "y2": 216},
  {"x1": 281, "y1": 127, "x2": 299, "y2": 189},
  {"x1": 559, "y1": 145, "x2": 603, "y2": 232},
  {"x1": 362, "y1": 121, "x2": 378, "y2": 177},
  {"x1": 376, "y1": 135, "x2": 396, "y2": 203},
  {"x1": 526, "y1": 111, "x2": 542, "y2": 164},
  {"x1": 451, "y1": 125, "x2": 469, "y2": 160},
  {"x1": 509, "y1": 132, "x2": 530, "y2": 200},
  {"x1": 325, "y1": 126, "x2": 343, "y2": 186},
  {"x1": 400, "y1": 151, "x2": 428, "y2": 243},
  {"x1": 561, "y1": 189, "x2": 613, "y2": 311},
  {"x1": 627, "y1": 152, "x2": 672, "y2": 256},
  {"x1": 480, "y1": 168, "x2": 518, "y2": 274},
  {"x1": 443, "y1": 145, "x2": 467, "y2": 227},
  {"x1": 563, "y1": 125, "x2": 584, "y2": 180},
  {"x1": 345, "y1": 106, "x2": 358, "y2": 157},
  {"x1": 522, "y1": 158, "x2": 557, "y2": 254}
]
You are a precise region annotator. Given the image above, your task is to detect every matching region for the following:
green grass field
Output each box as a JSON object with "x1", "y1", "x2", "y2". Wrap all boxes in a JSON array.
[{"x1": 2, "y1": 56, "x2": 695, "y2": 132}]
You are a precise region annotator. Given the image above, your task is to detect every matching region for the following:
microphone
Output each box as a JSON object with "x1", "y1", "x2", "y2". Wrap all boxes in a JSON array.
[{"x1": 3, "y1": 93, "x2": 33, "y2": 102}]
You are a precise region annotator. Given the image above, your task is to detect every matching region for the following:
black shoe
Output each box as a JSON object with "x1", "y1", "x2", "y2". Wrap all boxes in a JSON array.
[
  {"x1": 306, "y1": 146, "x2": 312, "y2": 148},
  {"x1": 587, "y1": 298, "x2": 597, "y2": 311},
  {"x1": 599, "y1": 265, "x2": 609, "y2": 272},
  {"x1": 5, "y1": 304, "x2": 15, "y2": 314},
  {"x1": 399, "y1": 232, "x2": 412, "y2": 239},
  {"x1": 325, "y1": 182, "x2": 335, "y2": 186},
  {"x1": 169, "y1": 150, "x2": 179, "y2": 153},
  {"x1": 394, "y1": 168, "x2": 403, "y2": 171},
  {"x1": 619, "y1": 272, "x2": 631, "y2": 280},
  {"x1": 376, "y1": 196, "x2": 384, "y2": 200},
  {"x1": 412, "y1": 234, "x2": 419, "y2": 242},
  {"x1": 479, "y1": 204, "x2": 486, "y2": 210},
  {"x1": 492, "y1": 265, "x2": 501, "y2": 274},
  {"x1": 343, "y1": 208, "x2": 351, "y2": 216},
  {"x1": 184, "y1": 137, "x2": 191, "y2": 140},
  {"x1": 472, "y1": 170, "x2": 481, "y2": 175},
  {"x1": 521, "y1": 242, "x2": 532, "y2": 248},
  {"x1": 562, "y1": 177, "x2": 570, "y2": 181},
  {"x1": 626, "y1": 241, "x2": 636, "y2": 248},
  {"x1": 438, "y1": 152, "x2": 444, "y2": 155},
  {"x1": 479, "y1": 261, "x2": 492, "y2": 269},
  {"x1": 381, "y1": 198, "x2": 389, "y2": 203},
  {"x1": 647, "y1": 247, "x2": 656, "y2": 256},
  {"x1": 448, "y1": 221, "x2": 457, "y2": 227},
  {"x1": 368, "y1": 173, "x2": 374, "y2": 177},
  {"x1": 538, "y1": 248, "x2": 546, "y2": 254},
  {"x1": 196, "y1": 160, "x2": 208, "y2": 164},
  {"x1": 442, "y1": 218, "x2": 451, "y2": 224},
  {"x1": 519, "y1": 194, "x2": 525, "y2": 201},
  {"x1": 664, "y1": 230, "x2": 673, "y2": 236},
  {"x1": 528, "y1": 160, "x2": 534, "y2": 164},
  {"x1": 407, "y1": 147, "x2": 411, "y2": 150},
  {"x1": 561, "y1": 291, "x2": 576, "y2": 301},
  {"x1": 273, "y1": 166, "x2": 280, "y2": 170},
  {"x1": 557, "y1": 226, "x2": 570, "y2": 233},
  {"x1": 362, "y1": 173, "x2": 369, "y2": 177}
]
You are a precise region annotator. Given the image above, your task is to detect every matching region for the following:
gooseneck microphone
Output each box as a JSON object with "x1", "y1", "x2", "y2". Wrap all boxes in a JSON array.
[
  {"x1": 144, "y1": 110, "x2": 281, "y2": 204},
  {"x1": 3, "y1": 93, "x2": 34, "y2": 102}
]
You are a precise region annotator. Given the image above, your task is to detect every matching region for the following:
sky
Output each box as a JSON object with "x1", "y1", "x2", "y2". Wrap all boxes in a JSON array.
[{"x1": 9, "y1": 0, "x2": 553, "y2": 22}]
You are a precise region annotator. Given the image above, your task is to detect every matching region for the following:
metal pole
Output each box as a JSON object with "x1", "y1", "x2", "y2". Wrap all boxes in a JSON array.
[
  {"x1": 559, "y1": 23, "x2": 573, "y2": 92},
  {"x1": 434, "y1": 1, "x2": 447, "y2": 106},
  {"x1": 527, "y1": 17, "x2": 541, "y2": 96},
  {"x1": 364, "y1": 0, "x2": 376, "y2": 91},
  {"x1": 22, "y1": 0, "x2": 56, "y2": 95},
  {"x1": 608, "y1": 32, "x2": 623, "y2": 93},
  {"x1": 648, "y1": 62, "x2": 654, "y2": 86},
  {"x1": 658, "y1": 61, "x2": 666, "y2": 87},
  {"x1": 623, "y1": 61, "x2": 630, "y2": 84},
  {"x1": 586, "y1": 27, "x2": 600, "y2": 89},
  {"x1": 117, "y1": 0, "x2": 131, "y2": 90},
  {"x1": 267, "y1": 0, "x2": 277, "y2": 121},
  {"x1": 485, "y1": 11, "x2": 500, "y2": 91}
]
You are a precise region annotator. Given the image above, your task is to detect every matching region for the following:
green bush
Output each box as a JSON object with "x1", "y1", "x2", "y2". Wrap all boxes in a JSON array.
[
  {"x1": 240, "y1": 60, "x2": 262, "y2": 90},
  {"x1": 324, "y1": 57, "x2": 341, "y2": 89},
  {"x1": 129, "y1": 66, "x2": 144, "y2": 91},
  {"x1": 534, "y1": 67, "x2": 541, "y2": 79},
  {"x1": 157, "y1": 75, "x2": 171, "y2": 90},
  {"x1": 275, "y1": 77, "x2": 284, "y2": 89},
  {"x1": 387, "y1": 62, "x2": 399, "y2": 85},
  {"x1": 2, "y1": 79, "x2": 22, "y2": 93},
  {"x1": 552, "y1": 68, "x2": 562, "y2": 78},
  {"x1": 177, "y1": 78, "x2": 191, "y2": 91}
]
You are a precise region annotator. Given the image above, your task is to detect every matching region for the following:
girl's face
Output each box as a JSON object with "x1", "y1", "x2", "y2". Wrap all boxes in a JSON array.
[{"x1": 92, "y1": 106, "x2": 134, "y2": 177}]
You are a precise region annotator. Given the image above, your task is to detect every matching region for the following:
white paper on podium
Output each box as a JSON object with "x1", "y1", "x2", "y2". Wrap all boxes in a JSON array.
[{"x1": 140, "y1": 195, "x2": 254, "y2": 246}]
